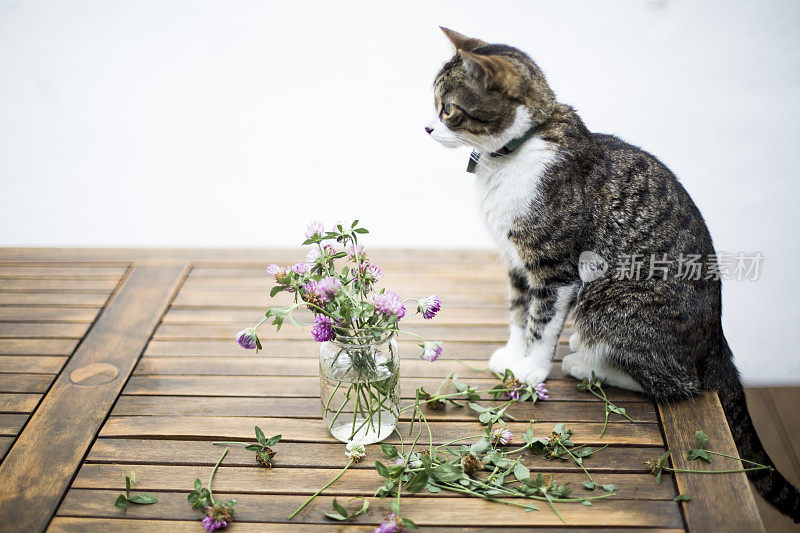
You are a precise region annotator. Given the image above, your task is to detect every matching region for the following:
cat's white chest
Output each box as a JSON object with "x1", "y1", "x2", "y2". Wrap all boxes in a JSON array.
[{"x1": 473, "y1": 138, "x2": 560, "y2": 270}]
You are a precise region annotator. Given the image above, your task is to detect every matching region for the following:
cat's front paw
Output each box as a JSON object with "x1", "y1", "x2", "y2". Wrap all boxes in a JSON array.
[
  {"x1": 561, "y1": 352, "x2": 591, "y2": 381},
  {"x1": 506, "y1": 357, "x2": 552, "y2": 386},
  {"x1": 489, "y1": 345, "x2": 525, "y2": 375}
]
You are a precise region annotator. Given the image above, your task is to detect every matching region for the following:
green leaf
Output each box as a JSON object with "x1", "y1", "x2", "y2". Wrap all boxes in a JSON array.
[
  {"x1": 265, "y1": 434, "x2": 282, "y2": 446},
  {"x1": 380, "y1": 444, "x2": 400, "y2": 459},
  {"x1": 114, "y1": 494, "x2": 129, "y2": 511},
  {"x1": 695, "y1": 430, "x2": 709, "y2": 450},
  {"x1": 405, "y1": 471, "x2": 429, "y2": 493},
  {"x1": 601, "y1": 484, "x2": 616, "y2": 492},
  {"x1": 125, "y1": 475, "x2": 131, "y2": 498},
  {"x1": 467, "y1": 402, "x2": 486, "y2": 413},
  {"x1": 583, "y1": 481, "x2": 597, "y2": 490},
  {"x1": 245, "y1": 444, "x2": 262, "y2": 451},
  {"x1": 469, "y1": 439, "x2": 490, "y2": 456},
  {"x1": 401, "y1": 517, "x2": 419, "y2": 529},
  {"x1": 127, "y1": 493, "x2": 159, "y2": 505},
  {"x1": 478, "y1": 411, "x2": 493, "y2": 424},
  {"x1": 331, "y1": 498, "x2": 348, "y2": 518},
  {"x1": 674, "y1": 494, "x2": 692, "y2": 502},
  {"x1": 354, "y1": 228, "x2": 369, "y2": 234},
  {"x1": 375, "y1": 461, "x2": 389, "y2": 478},
  {"x1": 513, "y1": 462, "x2": 531, "y2": 481},
  {"x1": 523, "y1": 428, "x2": 534, "y2": 444},
  {"x1": 269, "y1": 285, "x2": 283, "y2": 297},
  {"x1": 255, "y1": 426, "x2": 266, "y2": 445},
  {"x1": 323, "y1": 511, "x2": 349, "y2": 521},
  {"x1": 553, "y1": 423, "x2": 566, "y2": 435},
  {"x1": 193, "y1": 479, "x2": 202, "y2": 491},
  {"x1": 390, "y1": 499, "x2": 400, "y2": 515},
  {"x1": 582, "y1": 500, "x2": 592, "y2": 506},
  {"x1": 687, "y1": 448, "x2": 712, "y2": 463},
  {"x1": 431, "y1": 464, "x2": 462, "y2": 483}
]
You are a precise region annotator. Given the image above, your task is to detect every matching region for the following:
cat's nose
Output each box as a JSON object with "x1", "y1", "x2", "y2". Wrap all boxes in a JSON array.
[{"x1": 424, "y1": 126, "x2": 434, "y2": 134}]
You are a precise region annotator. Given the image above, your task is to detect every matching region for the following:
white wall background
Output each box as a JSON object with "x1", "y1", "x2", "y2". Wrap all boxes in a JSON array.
[{"x1": 1, "y1": 0, "x2": 798, "y2": 384}]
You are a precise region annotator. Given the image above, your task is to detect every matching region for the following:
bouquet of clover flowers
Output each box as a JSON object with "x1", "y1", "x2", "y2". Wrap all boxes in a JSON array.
[{"x1": 237, "y1": 220, "x2": 443, "y2": 444}]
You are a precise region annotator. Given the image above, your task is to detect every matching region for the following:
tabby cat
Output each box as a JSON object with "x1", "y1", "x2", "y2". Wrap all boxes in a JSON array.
[{"x1": 426, "y1": 27, "x2": 800, "y2": 522}]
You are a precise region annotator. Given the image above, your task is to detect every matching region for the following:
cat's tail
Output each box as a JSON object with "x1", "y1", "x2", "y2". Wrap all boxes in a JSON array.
[{"x1": 702, "y1": 336, "x2": 800, "y2": 523}]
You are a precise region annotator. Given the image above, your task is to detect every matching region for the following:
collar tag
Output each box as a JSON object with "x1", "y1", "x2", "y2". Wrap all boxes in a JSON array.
[
  {"x1": 466, "y1": 151, "x2": 480, "y2": 174},
  {"x1": 464, "y1": 122, "x2": 542, "y2": 174}
]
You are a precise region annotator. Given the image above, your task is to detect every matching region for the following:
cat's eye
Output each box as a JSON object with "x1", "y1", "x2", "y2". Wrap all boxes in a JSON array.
[{"x1": 442, "y1": 103, "x2": 454, "y2": 117}]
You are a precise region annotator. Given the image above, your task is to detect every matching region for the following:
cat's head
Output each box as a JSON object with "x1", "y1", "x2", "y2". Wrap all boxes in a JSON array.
[{"x1": 426, "y1": 27, "x2": 556, "y2": 153}]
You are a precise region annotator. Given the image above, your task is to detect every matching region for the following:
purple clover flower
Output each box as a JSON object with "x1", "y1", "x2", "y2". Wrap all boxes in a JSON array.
[
  {"x1": 311, "y1": 315, "x2": 336, "y2": 342},
  {"x1": 291, "y1": 262, "x2": 311, "y2": 275},
  {"x1": 418, "y1": 295, "x2": 442, "y2": 319},
  {"x1": 534, "y1": 382, "x2": 550, "y2": 400},
  {"x1": 421, "y1": 341, "x2": 442, "y2": 362},
  {"x1": 202, "y1": 516, "x2": 227, "y2": 532},
  {"x1": 266, "y1": 264, "x2": 285, "y2": 278},
  {"x1": 493, "y1": 427, "x2": 513, "y2": 445},
  {"x1": 305, "y1": 221, "x2": 325, "y2": 240},
  {"x1": 348, "y1": 243, "x2": 368, "y2": 260},
  {"x1": 374, "y1": 513, "x2": 404, "y2": 533},
  {"x1": 316, "y1": 276, "x2": 342, "y2": 301},
  {"x1": 372, "y1": 290, "x2": 406, "y2": 319},
  {"x1": 235, "y1": 328, "x2": 258, "y2": 350},
  {"x1": 357, "y1": 261, "x2": 383, "y2": 282}
]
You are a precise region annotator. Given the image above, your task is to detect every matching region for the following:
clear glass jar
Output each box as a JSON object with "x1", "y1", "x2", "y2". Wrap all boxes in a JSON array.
[{"x1": 319, "y1": 331, "x2": 399, "y2": 444}]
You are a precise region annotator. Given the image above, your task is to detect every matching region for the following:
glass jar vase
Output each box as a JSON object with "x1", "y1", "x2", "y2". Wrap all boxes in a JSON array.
[{"x1": 319, "y1": 331, "x2": 400, "y2": 444}]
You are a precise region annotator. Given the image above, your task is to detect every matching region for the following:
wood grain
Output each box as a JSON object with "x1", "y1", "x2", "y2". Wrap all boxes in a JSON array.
[
  {"x1": 86, "y1": 437, "x2": 667, "y2": 472},
  {"x1": 658, "y1": 392, "x2": 765, "y2": 532},
  {"x1": 56, "y1": 489, "x2": 685, "y2": 527},
  {"x1": 0, "y1": 393, "x2": 41, "y2": 413},
  {"x1": 0, "y1": 266, "x2": 184, "y2": 533},
  {"x1": 111, "y1": 394, "x2": 657, "y2": 422},
  {"x1": 0, "y1": 306, "x2": 100, "y2": 322},
  {"x1": 98, "y1": 416, "x2": 663, "y2": 445}
]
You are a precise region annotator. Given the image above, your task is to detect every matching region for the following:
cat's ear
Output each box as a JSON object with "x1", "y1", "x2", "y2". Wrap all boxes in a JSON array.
[
  {"x1": 439, "y1": 27, "x2": 486, "y2": 52},
  {"x1": 458, "y1": 49, "x2": 521, "y2": 96}
]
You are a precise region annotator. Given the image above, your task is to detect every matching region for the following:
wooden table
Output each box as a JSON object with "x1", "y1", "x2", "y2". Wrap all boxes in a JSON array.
[{"x1": 0, "y1": 249, "x2": 765, "y2": 532}]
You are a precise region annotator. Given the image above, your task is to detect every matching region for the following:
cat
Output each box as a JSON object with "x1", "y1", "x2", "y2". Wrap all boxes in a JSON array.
[{"x1": 426, "y1": 26, "x2": 800, "y2": 523}]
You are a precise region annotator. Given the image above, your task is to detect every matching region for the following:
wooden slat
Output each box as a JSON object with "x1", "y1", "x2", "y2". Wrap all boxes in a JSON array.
[
  {"x1": 122, "y1": 375, "x2": 647, "y2": 403},
  {"x1": 0, "y1": 323, "x2": 90, "y2": 339},
  {"x1": 658, "y1": 392, "x2": 764, "y2": 532},
  {"x1": 0, "y1": 265, "x2": 126, "y2": 278},
  {"x1": 56, "y1": 490, "x2": 684, "y2": 528},
  {"x1": 0, "y1": 374, "x2": 55, "y2": 393},
  {"x1": 48, "y1": 517, "x2": 686, "y2": 533},
  {"x1": 99, "y1": 416, "x2": 663, "y2": 445},
  {"x1": 0, "y1": 393, "x2": 41, "y2": 413},
  {"x1": 0, "y1": 436, "x2": 13, "y2": 458},
  {"x1": 0, "y1": 413, "x2": 27, "y2": 436},
  {"x1": 162, "y1": 306, "x2": 514, "y2": 325},
  {"x1": 0, "y1": 307, "x2": 100, "y2": 323},
  {"x1": 0, "y1": 292, "x2": 109, "y2": 306},
  {"x1": 72, "y1": 463, "x2": 674, "y2": 499},
  {"x1": 0, "y1": 338, "x2": 79, "y2": 355},
  {"x1": 0, "y1": 278, "x2": 119, "y2": 292},
  {"x1": 133, "y1": 354, "x2": 582, "y2": 380},
  {"x1": 0, "y1": 356, "x2": 66, "y2": 373},
  {"x1": 86, "y1": 438, "x2": 667, "y2": 473},
  {"x1": 0, "y1": 266, "x2": 185, "y2": 533},
  {"x1": 172, "y1": 288, "x2": 508, "y2": 308},
  {"x1": 154, "y1": 323, "x2": 512, "y2": 341},
  {"x1": 142, "y1": 339, "x2": 573, "y2": 359},
  {"x1": 182, "y1": 275, "x2": 507, "y2": 292},
  {"x1": 111, "y1": 395, "x2": 657, "y2": 423}
]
